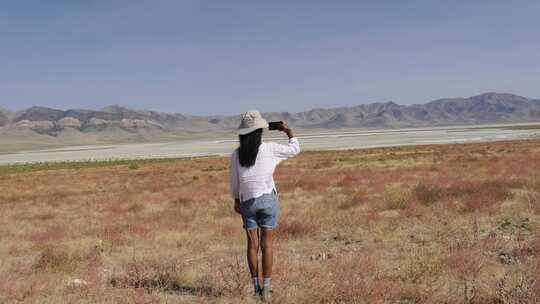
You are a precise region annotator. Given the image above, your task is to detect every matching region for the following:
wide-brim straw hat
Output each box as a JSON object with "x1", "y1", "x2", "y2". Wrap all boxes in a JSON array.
[{"x1": 238, "y1": 110, "x2": 269, "y2": 135}]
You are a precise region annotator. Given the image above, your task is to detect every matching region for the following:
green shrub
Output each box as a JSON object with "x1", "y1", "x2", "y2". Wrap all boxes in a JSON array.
[{"x1": 383, "y1": 186, "x2": 411, "y2": 210}]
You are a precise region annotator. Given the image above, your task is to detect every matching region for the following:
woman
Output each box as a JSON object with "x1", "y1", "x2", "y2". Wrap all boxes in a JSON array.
[{"x1": 229, "y1": 110, "x2": 300, "y2": 301}]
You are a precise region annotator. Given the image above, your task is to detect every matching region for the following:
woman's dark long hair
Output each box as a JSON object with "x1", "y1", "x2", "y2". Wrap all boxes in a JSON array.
[{"x1": 238, "y1": 128, "x2": 263, "y2": 167}]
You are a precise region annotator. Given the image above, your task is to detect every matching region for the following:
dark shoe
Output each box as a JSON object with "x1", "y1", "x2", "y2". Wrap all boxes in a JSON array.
[{"x1": 252, "y1": 286, "x2": 262, "y2": 298}]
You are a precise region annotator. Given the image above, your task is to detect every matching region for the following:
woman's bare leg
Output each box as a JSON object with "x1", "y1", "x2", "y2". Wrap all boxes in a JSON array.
[
  {"x1": 246, "y1": 229, "x2": 260, "y2": 278},
  {"x1": 261, "y1": 228, "x2": 274, "y2": 279}
]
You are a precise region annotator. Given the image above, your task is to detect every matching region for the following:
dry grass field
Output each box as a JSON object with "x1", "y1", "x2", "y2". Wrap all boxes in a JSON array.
[{"x1": 1, "y1": 139, "x2": 540, "y2": 303}]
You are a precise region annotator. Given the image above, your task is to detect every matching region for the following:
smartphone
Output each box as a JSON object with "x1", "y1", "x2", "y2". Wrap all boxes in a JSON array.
[{"x1": 268, "y1": 121, "x2": 284, "y2": 131}]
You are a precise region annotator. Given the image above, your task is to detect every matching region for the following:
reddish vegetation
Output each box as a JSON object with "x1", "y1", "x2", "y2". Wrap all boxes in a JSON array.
[{"x1": 0, "y1": 139, "x2": 539, "y2": 303}]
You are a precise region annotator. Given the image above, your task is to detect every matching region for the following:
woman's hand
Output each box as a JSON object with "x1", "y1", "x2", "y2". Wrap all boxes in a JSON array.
[
  {"x1": 234, "y1": 199, "x2": 241, "y2": 214},
  {"x1": 281, "y1": 122, "x2": 294, "y2": 138}
]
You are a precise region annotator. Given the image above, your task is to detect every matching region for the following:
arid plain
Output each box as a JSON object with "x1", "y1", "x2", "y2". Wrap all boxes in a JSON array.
[
  {"x1": 2, "y1": 123, "x2": 540, "y2": 165},
  {"x1": 1, "y1": 139, "x2": 539, "y2": 303}
]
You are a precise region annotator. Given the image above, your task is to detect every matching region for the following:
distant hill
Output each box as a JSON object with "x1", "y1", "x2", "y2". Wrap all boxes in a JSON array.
[
  {"x1": 1, "y1": 92, "x2": 540, "y2": 150},
  {"x1": 262, "y1": 92, "x2": 540, "y2": 128}
]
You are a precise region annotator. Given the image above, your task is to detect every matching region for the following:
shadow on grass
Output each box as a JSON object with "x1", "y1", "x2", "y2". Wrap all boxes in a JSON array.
[
  {"x1": 109, "y1": 259, "x2": 223, "y2": 297},
  {"x1": 110, "y1": 276, "x2": 222, "y2": 297}
]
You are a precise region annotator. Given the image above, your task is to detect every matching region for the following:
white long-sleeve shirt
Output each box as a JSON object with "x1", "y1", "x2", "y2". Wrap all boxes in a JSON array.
[{"x1": 229, "y1": 137, "x2": 300, "y2": 201}]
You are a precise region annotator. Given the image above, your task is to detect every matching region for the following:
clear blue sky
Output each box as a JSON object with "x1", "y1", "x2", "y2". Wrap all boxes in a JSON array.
[{"x1": 1, "y1": 1, "x2": 539, "y2": 115}]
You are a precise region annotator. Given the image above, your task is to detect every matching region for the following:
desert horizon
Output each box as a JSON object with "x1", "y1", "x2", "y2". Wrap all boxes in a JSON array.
[{"x1": 2, "y1": 92, "x2": 540, "y2": 155}]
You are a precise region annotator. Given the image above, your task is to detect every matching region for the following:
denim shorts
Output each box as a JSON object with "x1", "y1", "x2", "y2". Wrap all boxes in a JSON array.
[{"x1": 240, "y1": 192, "x2": 280, "y2": 230}]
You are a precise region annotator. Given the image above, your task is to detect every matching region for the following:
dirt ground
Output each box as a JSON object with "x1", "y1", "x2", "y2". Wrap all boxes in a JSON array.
[{"x1": 1, "y1": 139, "x2": 539, "y2": 303}]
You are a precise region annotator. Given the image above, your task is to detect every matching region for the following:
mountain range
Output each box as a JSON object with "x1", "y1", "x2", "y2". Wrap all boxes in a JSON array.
[{"x1": 1, "y1": 92, "x2": 540, "y2": 151}]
